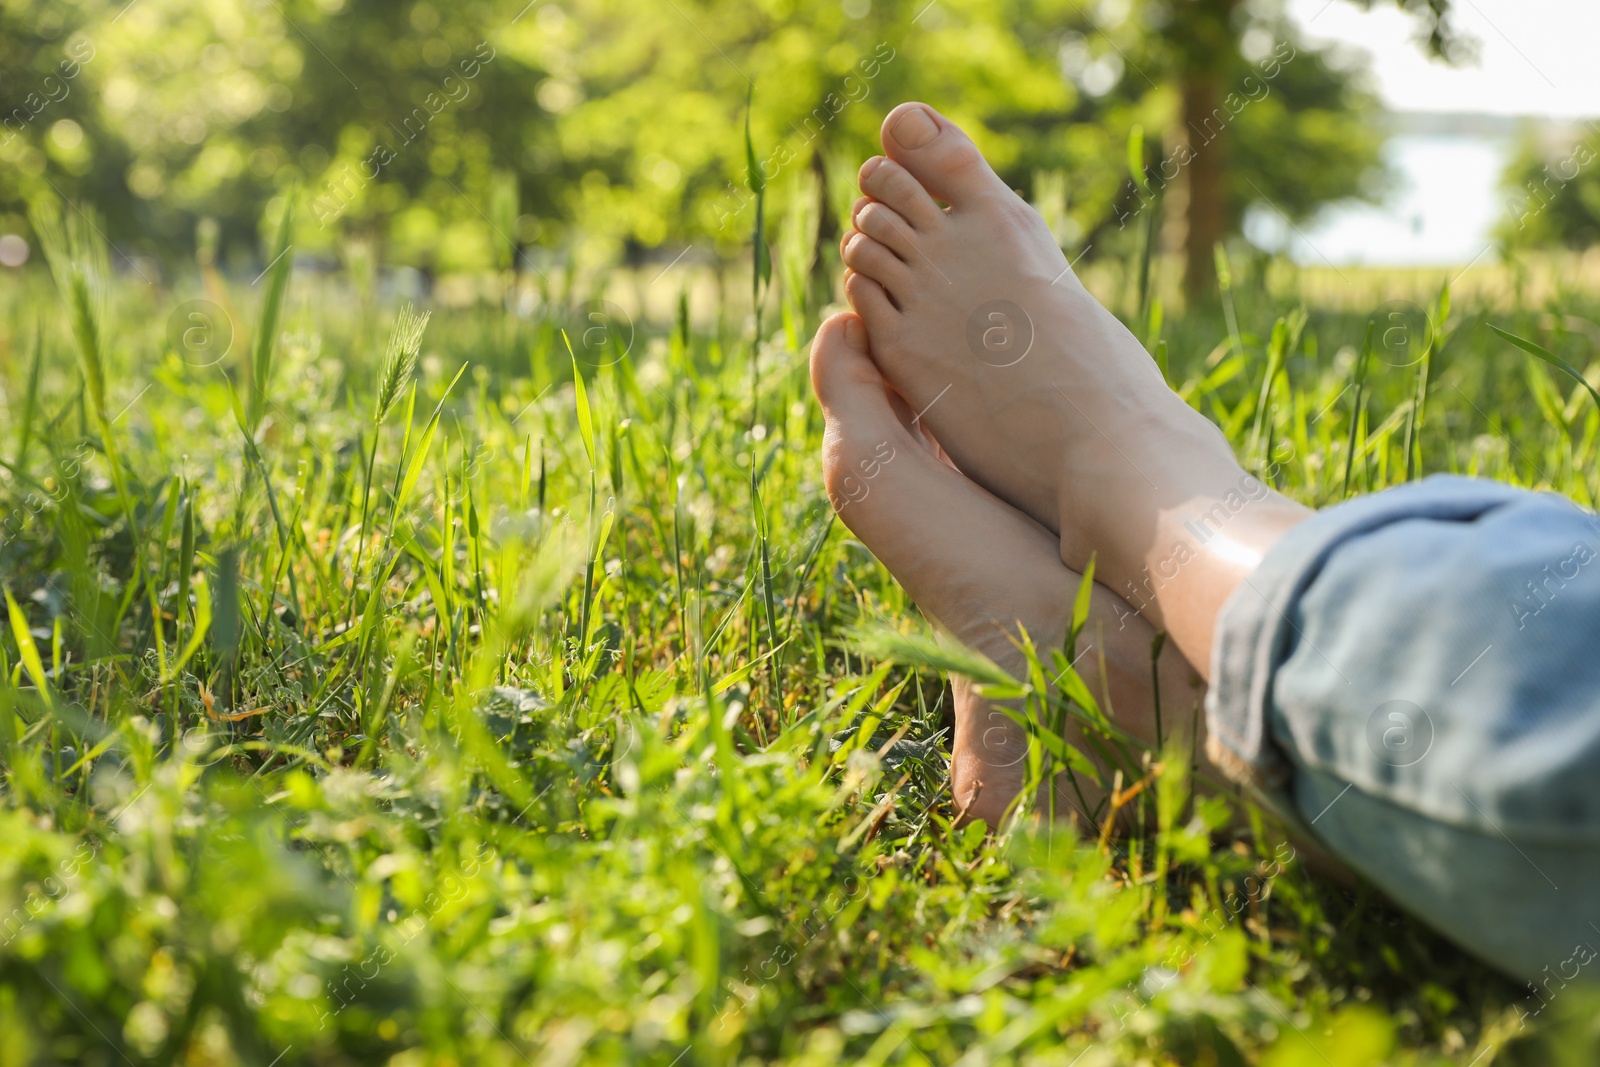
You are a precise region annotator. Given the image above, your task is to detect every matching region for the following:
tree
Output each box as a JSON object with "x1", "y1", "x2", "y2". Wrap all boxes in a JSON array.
[
  {"x1": 0, "y1": 0, "x2": 1462, "y2": 290},
  {"x1": 1065, "y1": 0, "x2": 1387, "y2": 301},
  {"x1": 1496, "y1": 130, "x2": 1600, "y2": 251},
  {"x1": 0, "y1": 0, "x2": 137, "y2": 259},
  {"x1": 1137, "y1": 0, "x2": 1468, "y2": 300},
  {"x1": 539, "y1": 0, "x2": 1395, "y2": 297}
]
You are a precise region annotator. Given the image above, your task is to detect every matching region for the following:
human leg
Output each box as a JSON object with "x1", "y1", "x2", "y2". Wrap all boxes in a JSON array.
[{"x1": 840, "y1": 102, "x2": 1310, "y2": 678}]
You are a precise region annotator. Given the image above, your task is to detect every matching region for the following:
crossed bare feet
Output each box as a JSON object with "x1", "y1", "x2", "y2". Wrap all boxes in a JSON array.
[
  {"x1": 813, "y1": 314, "x2": 1206, "y2": 827},
  {"x1": 815, "y1": 102, "x2": 1314, "y2": 826}
]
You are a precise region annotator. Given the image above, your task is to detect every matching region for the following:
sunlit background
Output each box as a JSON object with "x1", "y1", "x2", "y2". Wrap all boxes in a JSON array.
[
  {"x1": 1284, "y1": 0, "x2": 1600, "y2": 267},
  {"x1": 4, "y1": 0, "x2": 1598, "y2": 303},
  {"x1": 5, "y1": 2, "x2": 1600, "y2": 1061}
]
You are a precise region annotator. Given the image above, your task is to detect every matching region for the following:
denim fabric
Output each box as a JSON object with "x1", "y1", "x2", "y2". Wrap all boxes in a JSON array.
[{"x1": 1207, "y1": 475, "x2": 1600, "y2": 981}]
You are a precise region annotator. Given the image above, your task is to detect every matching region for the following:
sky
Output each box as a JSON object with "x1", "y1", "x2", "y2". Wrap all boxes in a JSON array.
[
  {"x1": 1289, "y1": 0, "x2": 1600, "y2": 118},
  {"x1": 1275, "y1": 0, "x2": 1600, "y2": 266}
]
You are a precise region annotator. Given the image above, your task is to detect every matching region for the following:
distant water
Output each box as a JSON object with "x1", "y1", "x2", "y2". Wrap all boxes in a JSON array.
[{"x1": 1244, "y1": 133, "x2": 1513, "y2": 268}]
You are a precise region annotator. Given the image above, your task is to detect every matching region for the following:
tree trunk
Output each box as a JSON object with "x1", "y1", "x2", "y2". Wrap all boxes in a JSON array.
[{"x1": 1181, "y1": 68, "x2": 1228, "y2": 304}]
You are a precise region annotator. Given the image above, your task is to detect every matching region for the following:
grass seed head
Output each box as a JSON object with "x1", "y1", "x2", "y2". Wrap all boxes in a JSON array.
[{"x1": 375, "y1": 302, "x2": 431, "y2": 425}]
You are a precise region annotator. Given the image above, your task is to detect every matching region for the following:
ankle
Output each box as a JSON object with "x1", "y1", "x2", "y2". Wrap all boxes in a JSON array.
[
  {"x1": 1095, "y1": 484, "x2": 1310, "y2": 667},
  {"x1": 1057, "y1": 400, "x2": 1239, "y2": 550}
]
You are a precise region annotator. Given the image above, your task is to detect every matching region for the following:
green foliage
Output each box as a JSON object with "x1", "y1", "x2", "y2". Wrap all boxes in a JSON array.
[
  {"x1": 2, "y1": 171, "x2": 1599, "y2": 1060},
  {"x1": 248, "y1": 188, "x2": 296, "y2": 434},
  {"x1": 1, "y1": 0, "x2": 1391, "y2": 275},
  {"x1": 7, "y1": 0, "x2": 1600, "y2": 1062},
  {"x1": 1495, "y1": 131, "x2": 1600, "y2": 250}
]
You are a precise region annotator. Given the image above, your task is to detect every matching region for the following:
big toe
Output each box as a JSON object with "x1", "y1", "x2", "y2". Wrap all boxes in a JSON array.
[{"x1": 880, "y1": 103, "x2": 1007, "y2": 208}]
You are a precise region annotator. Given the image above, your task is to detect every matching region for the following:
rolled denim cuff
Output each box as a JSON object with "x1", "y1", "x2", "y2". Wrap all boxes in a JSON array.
[{"x1": 1204, "y1": 475, "x2": 1532, "y2": 793}]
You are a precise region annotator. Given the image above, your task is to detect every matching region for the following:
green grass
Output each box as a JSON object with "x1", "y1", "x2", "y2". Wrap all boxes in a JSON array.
[{"x1": 2, "y1": 197, "x2": 1600, "y2": 1066}]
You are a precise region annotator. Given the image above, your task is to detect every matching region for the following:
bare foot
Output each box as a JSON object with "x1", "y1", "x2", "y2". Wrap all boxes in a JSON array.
[
  {"x1": 840, "y1": 102, "x2": 1311, "y2": 674},
  {"x1": 811, "y1": 311, "x2": 1206, "y2": 828}
]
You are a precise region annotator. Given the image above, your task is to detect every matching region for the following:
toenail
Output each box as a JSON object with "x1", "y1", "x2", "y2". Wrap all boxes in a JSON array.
[
  {"x1": 891, "y1": 107, "x2": 938, "y2": 149},
  {"x1": 860, "y1": 156, "x2": 885, "y2": 182},
  {"x1": 844, "y1": 317, "x2": 867, "y2": 348}
]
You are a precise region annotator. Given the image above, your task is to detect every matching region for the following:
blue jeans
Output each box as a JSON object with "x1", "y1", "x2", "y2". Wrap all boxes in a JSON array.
[{"x1": 1207, "y1": 476, "x2": 1600, "y2": 989}]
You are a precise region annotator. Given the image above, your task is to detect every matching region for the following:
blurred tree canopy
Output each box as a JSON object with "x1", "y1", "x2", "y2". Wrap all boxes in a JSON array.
[
  {"x1": 1497, "y1": 130, "x2": 1600, "y2": 251},
  {"x1": 0, "y1": 0, "x2": 1462, "y2": 295}
]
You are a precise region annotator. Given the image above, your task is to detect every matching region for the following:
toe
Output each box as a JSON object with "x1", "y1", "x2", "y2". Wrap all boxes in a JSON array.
[
  {"x1": 811, "y1": 312, "x2": 956, "y2": 535},
  {"x1": 810, "y1": 312, "x2": 887, "y2": 417},
  {"x1": 859, "y1": 156, "x2": 943, "y2": 230},
  {"x1": 852, "y1": 201, "x2": 916, "y2": 261},
  {"x1": 880, "y1": 102, "x2": 1006, "y2": 209},
  {"x1": 844, "y1": 268, "x2": 900, "y2": 321},
  {"x1": 840, "y1": 232, "x2": 908, "y2": 289}
]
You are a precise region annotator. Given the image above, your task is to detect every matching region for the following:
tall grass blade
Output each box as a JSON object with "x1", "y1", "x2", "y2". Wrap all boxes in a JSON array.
[
  {"x1": 355, "y1": 303, "x2": 432, "y2": 585},
  {"x1": 248, "y1": 188, "x2": 298, "y2": 433},
  {"x1": 29, "y1": 199, "x2": 109, "y2": 427},
  {"x1": 212, "y1": 547, "x2": 241, "y2": 700},
  {"x1": 745, "y1": 83, "x2": 770, "y2": 430},
  {"x1": 744, "y1": 83, "x2": 770, "y2": 306},
  {"x1": 177, "y1": 484, "x2": 197, "y2": 624},
  {"x1": 1342, "y1": 323, "x2": 1374, "y2": 499},
  {"x1": 396, "y1": 364, "x2": 468, "y2": 513},
  {"x1": 1128, "y1": 125, "x2": 1158, "y2": 324},
  {"x1": 566, "y1": 337, "x2": 597, "y2": 469},
  {"x1": 4, "y1": 590, "x2": 52, "y2": 711},
  {"x1": 1488, "y1": 322, "x2": 1600, "y2": 413},
  {"x1": 845, "y1": 622, "x2": 1018, "y2": 691},
  {"x1": 173, "y1": 572, "x2": 212, "y2": 675},
  {"x1": 12, "y1": 324, "x2": 43, "y2": 470}
]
